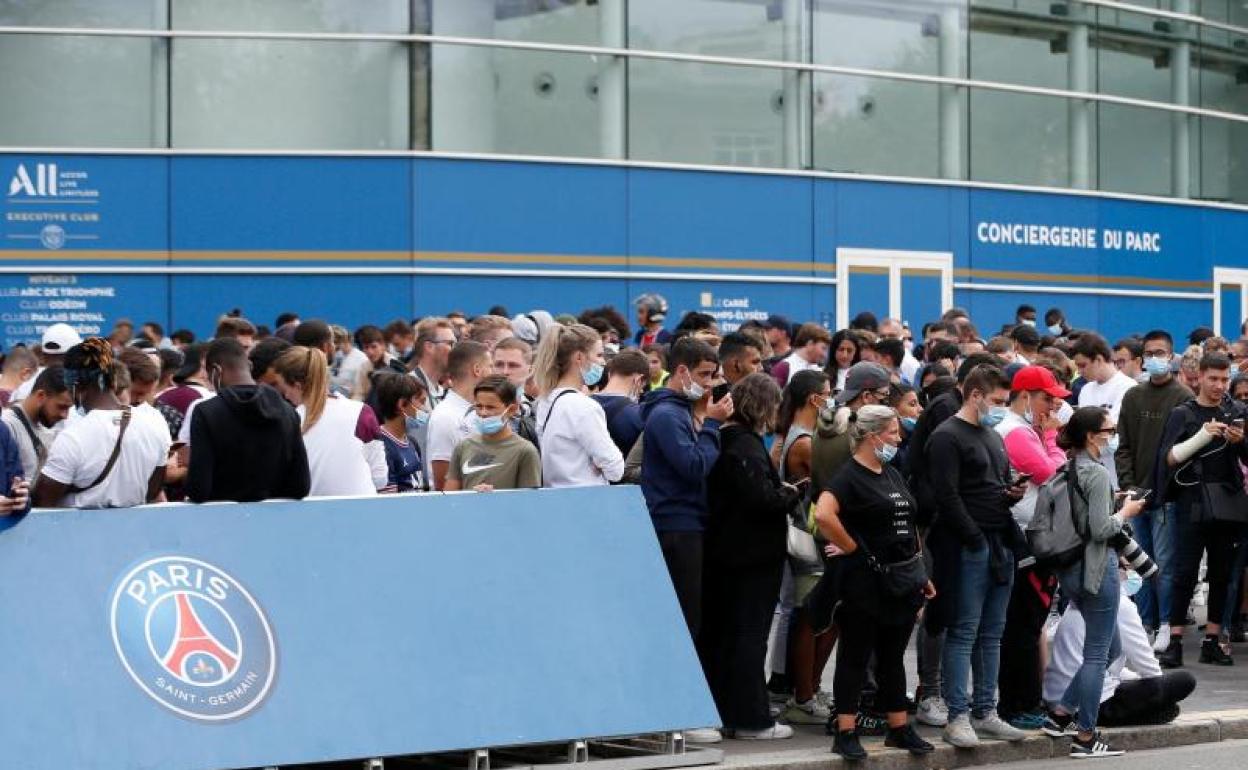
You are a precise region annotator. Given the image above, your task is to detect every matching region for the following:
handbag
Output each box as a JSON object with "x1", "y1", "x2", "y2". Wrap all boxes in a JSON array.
[
  {"x1": 1198, "y1": 480, "x2": 1248, "y2": 524},
  {"x1": 856, "y1": 536, "x2": 928, "y2": 599},
  {"x1": 786, "y1": 501, "x2": 823, "y2": 572}
]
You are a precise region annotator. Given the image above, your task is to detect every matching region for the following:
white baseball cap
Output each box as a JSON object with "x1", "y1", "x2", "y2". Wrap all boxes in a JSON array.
[{"x1": 41, "y1": 323, "x2": 82, "y2": 353}]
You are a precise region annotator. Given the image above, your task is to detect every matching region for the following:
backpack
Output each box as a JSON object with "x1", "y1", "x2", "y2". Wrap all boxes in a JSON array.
[{"x1": 1025, "y1": 462, "x2": 1087, "y2": 568}]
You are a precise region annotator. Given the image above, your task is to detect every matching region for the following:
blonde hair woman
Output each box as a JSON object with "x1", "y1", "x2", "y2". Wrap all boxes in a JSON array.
[{"x1": 532, "y1": 323, "x2": 624, "y2": 487}]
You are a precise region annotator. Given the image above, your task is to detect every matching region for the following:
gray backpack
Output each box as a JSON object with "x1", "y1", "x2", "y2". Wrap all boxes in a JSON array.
[{"x1": 1025, "y1": 462, "x2": 1087, "y2": 568}]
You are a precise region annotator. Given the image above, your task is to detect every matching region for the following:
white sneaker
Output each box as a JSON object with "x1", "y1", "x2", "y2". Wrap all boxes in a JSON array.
[
  {"x1": 942, "y1": 713, "x2": 979, "y2": 748},
  {"x1": 732, "y1": 723, "x2": 794, "y2": 740},
  {"x1": 971, "y1": 711, "x2": 1027, "y2": 742},
  {"x1": 684, "y1": 728, "x2": 722, "y2": 744},
  {"x1": 816, "y1": 689, "x2": 835, "y2": 710},
  {"x1": 916, "y1": 696, "x2": 949, "y2": 727},
  {"x1": 1154, "y1": 624, "x2": 1173, "y2": 653},
  {"x1": 782, "y1": 696, "x2": 830, "y2": 724}
]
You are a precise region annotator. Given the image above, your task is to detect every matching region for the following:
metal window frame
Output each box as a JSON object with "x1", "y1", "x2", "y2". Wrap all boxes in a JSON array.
[{"x1": 2, "y1": 24, "x2": 1248, "y2": 127}]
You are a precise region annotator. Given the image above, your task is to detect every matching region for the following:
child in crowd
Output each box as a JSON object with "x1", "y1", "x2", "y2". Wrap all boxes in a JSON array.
[{"x1": 445, "y1": 375, "x2": 541, "y2": 491}]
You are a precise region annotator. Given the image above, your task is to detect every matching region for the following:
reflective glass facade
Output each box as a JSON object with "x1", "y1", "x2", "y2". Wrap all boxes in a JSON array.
[{"x1": 3, "y1": 0, "x2": 1248, "y2": 202}]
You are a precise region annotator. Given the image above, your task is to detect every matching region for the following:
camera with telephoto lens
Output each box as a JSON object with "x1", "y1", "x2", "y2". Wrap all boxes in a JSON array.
[{"x1": 1112, "y1": 524, "x2": 1158, "y2": 580}]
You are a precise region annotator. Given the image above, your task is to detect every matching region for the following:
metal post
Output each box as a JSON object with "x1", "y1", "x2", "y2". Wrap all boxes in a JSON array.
[
  {"x1": 364, "y1": 760, "x2": 384, "y2": 770},
  {"x1": 469, "y1": 748, "x2": 490, "y2": 770},
  {"x1": 938, "y1": 3, "x2": 963, "y2": 180},
  {"x1": 781, "y1": 0, "x2": 808, "y2": 169},
  {"x1": 664, "y1": 732, "x2": 686, "y2": 755},
  {"x1": 1068, "y1": 2, "x2": 1092, "y2": 189},
  {"x1": 598, "y1": 0, "x2": 626, "y2": 160},
  {"x1": 1172, "y1": 0, "x2": 1192, "y2": 198},
  {"x1": 568, "y1": 740, "x2": 589, "y2": 763}
]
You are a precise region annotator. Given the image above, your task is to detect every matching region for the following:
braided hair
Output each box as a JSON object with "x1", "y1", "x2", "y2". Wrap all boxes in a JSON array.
[{"x1": 62, "y1": 338, "x2": 115, "y2": 398}]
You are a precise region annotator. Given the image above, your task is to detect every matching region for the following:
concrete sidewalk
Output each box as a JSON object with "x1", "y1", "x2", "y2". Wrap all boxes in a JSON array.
[{"x1": 719, "y1": 624, "x2": 1248, "y2": 769}]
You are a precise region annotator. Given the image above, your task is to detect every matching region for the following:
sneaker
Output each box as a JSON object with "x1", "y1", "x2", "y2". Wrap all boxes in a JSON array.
[
  {"x1": 1041, "y1": 711, "x2": 1077, "y2": 738},
  {"x1": 885, "y1": 723, "x2": 935, "y2": 755},
  {"x1": 942, "y1": 713, "x2": 979, "y2": 748},
  {"x1": 971, "y1": 711, "x2": 1027, "y2": 742},
  {"x1": 816, "y1": 689, "x2": 835, "y2": 710},
  {"x1": 1199, "y1": 637, "x2": 1234, "y2": 666},
  {"x1": 1158, "y1": 638, "x2": 1184, "y2": 669},
  {"x1": 832, "y1": 730, "x2": 867, "y2": 761},
  {"x1": 916, "y1": 696, "x2": 949, "y2": 727},
  {"x1": 684, "y1": 728, "x2": 722, "y2": 744},
  {"x1": 1004, "y1": 710, "x2": 1046, "y2": 731},
  {"x1": 782, "y1": 697, "x2": 830, "y2": 724},
  {"x1": 1069, "y1": 730, "x2": 1125, "y2": 758},
  {"x1": 1152, "y1": 624, "x2": 1173, "y2": 653},
  {"x1": 732, "y1": 723, "x2": 794, "y2": 741}
]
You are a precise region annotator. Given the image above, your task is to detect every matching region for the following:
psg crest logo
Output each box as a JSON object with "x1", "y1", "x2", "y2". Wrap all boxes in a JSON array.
[{"x1": 110, "y1": 556, "x2": 277, "y2": 722}]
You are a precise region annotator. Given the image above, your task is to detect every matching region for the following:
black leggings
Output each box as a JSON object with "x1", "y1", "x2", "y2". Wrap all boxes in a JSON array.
[
  {"x1": 998, "y1": 565, "x2": 1056, "y2": 716},
  {"x1": 833, "y1": 604, "x2": 915, "y2": 716},
  {"x1": 1169, "y1": 505, "x2": 1243, "y2": 629}
]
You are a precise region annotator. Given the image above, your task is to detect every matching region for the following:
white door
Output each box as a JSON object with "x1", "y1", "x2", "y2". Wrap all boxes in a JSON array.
[
  {"x1": 1214, "y1": 267, "x2": 1248, "y2": 339},
  {"x1": 835, "y1": 248, "x2": 954, "y2": 330}
]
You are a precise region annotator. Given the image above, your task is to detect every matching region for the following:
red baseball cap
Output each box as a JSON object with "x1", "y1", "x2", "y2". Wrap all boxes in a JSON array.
[{"x1": 1011, "y1": 365, "x2": 1071, "y2": 398}]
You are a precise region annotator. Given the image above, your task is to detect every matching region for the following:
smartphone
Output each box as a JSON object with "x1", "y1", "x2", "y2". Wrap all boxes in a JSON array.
[
  {"x1": 1012, "y1": 473, "x2": 1033, "y2": 485},
  {"x1": 1129, "y1": 488, "x2": 1153, "y2": 501},
  {"x1": 1234, "y1": 418, "x2": 1245, "y2": 431}
]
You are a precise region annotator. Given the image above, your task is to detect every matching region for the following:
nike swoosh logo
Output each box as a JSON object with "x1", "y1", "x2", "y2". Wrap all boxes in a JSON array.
[{"x1": 461, "y1": 462, "x2": 502, "y2": 475}]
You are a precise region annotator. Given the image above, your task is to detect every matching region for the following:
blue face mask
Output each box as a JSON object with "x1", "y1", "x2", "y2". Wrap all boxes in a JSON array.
[
  {"x1": 980, "y1": 404, "x2": 1009, "y2": 428},
  {"x1": 582, "y1": 361, "x2": 604, "y2": 387},
  {"x1": 1143, "y1": 355, "x2": 1171, "y2": 379},
  {"x1": 1047, "y1": 323, "x2": 1064, "y2": 336},
  {"x1": 405, "y1": 410, "x2": 429, "y2": 434},
  {"x1": 900, "y1": 416, "x2": 918, "y2": 432},
  {"x1": 477, "y1": 415, "x2": 506, "y2": 435},
  {"x1": 874, "y1": 439, "x2": 899, "y2": 463},
  {"x1": 1123, "y1": 571, "x2": 1143, "y2": 597}
]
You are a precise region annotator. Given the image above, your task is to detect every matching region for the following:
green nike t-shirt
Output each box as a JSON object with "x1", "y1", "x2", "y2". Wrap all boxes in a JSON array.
[{"x1": 447, "y1": 433, "x2": 542, "y2": 490}]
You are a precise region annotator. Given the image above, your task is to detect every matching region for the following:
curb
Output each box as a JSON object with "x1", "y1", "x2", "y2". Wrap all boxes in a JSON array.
[{"x1": 720, "y1": 711, "x2": 1248, "y2": 770}]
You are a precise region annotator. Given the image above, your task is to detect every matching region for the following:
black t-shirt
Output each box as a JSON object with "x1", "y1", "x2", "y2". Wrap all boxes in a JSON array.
[
  {"x1": 1159, "y1": 398, "x2": 1248, "y2": 497},
  {"x1": 826, "y1": 459, "x2": 918, "y2": 563}
]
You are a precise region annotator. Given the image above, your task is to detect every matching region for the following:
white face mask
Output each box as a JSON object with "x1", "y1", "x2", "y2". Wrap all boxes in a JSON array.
[{"x1": 681, "y1": 371, "x2": 705, "y2": 402}]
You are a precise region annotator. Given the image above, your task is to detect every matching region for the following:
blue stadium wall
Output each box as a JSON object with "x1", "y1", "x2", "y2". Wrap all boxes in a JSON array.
[{"x1": 0, "y1": 153, "x2": 1240, "y2": 347}]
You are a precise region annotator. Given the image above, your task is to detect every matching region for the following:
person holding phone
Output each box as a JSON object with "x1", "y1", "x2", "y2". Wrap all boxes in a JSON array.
[
  {"x1": 702, "y1": 374, "x2": 802, "y2": 740},
  {"x1": 993, "y1": 365, "x2": 1071, "y2": 729}
]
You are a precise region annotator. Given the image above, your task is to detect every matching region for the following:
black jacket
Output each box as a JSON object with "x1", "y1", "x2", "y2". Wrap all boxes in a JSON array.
[
  {"x1": 705, "y1": 424, "x2": 800, "y2": 569},
  {"x1": 186, "y1": 384, "x2": 311, "y2": 503}
]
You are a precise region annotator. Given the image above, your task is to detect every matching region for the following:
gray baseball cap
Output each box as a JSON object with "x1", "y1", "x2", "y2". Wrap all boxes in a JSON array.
[{"x1": 837, "y1": 361, "x2": 892, "y2": 404}]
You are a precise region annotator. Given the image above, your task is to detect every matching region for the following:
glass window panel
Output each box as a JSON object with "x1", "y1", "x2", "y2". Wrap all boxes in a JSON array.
[
  {"x1": 173, "y1": 0, "x2": 407, "y2": 33},
  {"x1": 432, "y1": 45, "x2": 602, "y2": 157},
  {"x1": 431, "y1": 0, "x2": 602, "y2": 45},
  {"x1": 628, "y1": 0, "x2": 785, "y2": 61},
  {"x1": 172, "y1": 40, "x2": 408, "y2": 149},
  {"x1": 814, "y1": 0, "x2": 958, "y2": 76},
  {"x1": 0, "y1": 0, "x2": 161, "y2": 28},
  {"x1": 1097, "y1": 102, "x2": 1173, "y2": 195},
  {"x1": 0, "y1": 1, "x2": 166, "y2": 146},
  {"x1": 1093, "y1": 6, "x2": 1181, "y2": 100},
  {"x1": 630, "y1": 60, "x2": 782, "y2": 168},
  {"x1": 969, "y1": 1, "x2": 1072, "y2": 89},
  {"x1": 813, "y1": 75, "x2": 940, "y2": 178},
  {"x1": 970, "y1": 91, "x2": 1071, "y2": 186}
]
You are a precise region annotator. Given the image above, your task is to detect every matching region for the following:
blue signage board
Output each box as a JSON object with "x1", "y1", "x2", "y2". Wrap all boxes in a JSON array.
[{"x1": 0, "y1": 487, "x2": 718, "y2": 770}]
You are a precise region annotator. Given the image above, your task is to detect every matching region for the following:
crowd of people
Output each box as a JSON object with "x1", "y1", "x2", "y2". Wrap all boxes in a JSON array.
[{"x1": 6, "y1": 298, "x2": 1246, "y2": 759}]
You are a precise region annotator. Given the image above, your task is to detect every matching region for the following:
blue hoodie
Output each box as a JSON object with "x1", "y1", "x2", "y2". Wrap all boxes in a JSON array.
[
  {"x1": 0, "y1": 423, "x2": 29, "y2": 529},
  {"x1": 639, "y1": 388, "x2": 722, "y2": 532}
]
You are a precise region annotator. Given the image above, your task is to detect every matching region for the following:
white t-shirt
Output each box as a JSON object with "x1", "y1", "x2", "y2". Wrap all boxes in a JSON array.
[
  {"x1": 332, "y1": 347, "x2": 369, "y2": 398},
  {"x1": 299, "y1": 397, "x2": 375, "y2": 497},
  {"x1": 782, "y1": 352, "x2": 822, "y2": 385},
  {"x1": 10, "y1": 367, "x2": 42, "y2": 402},
  {"x1": 177, "y1": 393, "x2": 215, "y2": 445},
  {"x1": 425, "y1": 389, "x2": 475, "y2": 475},
  {"x1": 1, "y1": 407, "x2": 57, "y2": 485},
  {"x1": 535, "y1": 387, "x2": 624, "y2": 488},
  {"x1": 40, "y1": 406, "x2": 171, "y2": 509},
  {"x1": 1078, "y1": 370, "x2": 1137, "y2": 488}
]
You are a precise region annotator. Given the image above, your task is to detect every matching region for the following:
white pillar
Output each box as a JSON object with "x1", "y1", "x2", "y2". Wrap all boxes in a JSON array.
[
  {"x1": 1172, "y1": 0, "x2": 1192, "y2": 198},
  {"x1": 938, "y1": 4, "x2": 963, "y2": 180},
  {"x1": 1067, "y1": 2, "x2": 1091, "y2": 190},
  {"x1": 431, "y1": 0, "x2": 496, "y2": 152},
  {"x1": 598, "y1": 0, "x2": 626, "y2": 160},
  {"x1": 781, "y1": 0, "x2": 809, "y2": 169}
]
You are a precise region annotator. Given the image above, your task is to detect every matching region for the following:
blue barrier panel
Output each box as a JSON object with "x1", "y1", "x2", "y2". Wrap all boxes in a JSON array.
[{"x1": 0, "y1": 487, "x2": 718, "y2": 770}]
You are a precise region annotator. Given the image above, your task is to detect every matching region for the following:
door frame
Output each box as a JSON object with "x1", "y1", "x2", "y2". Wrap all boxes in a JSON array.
[
  {"x1": 835, "y1": 248, "x2": 954, "y2": 330},
  {"x1": 1213, "y1": 267, "x2": 1248, "y2": 338}
]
